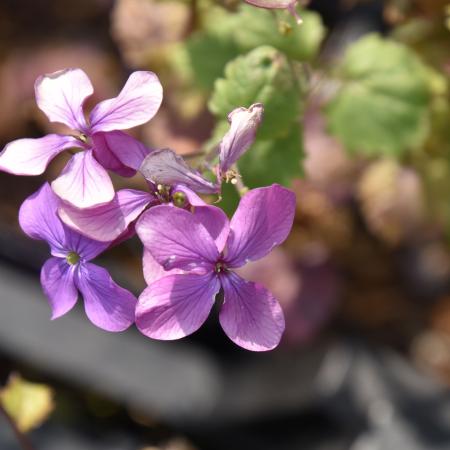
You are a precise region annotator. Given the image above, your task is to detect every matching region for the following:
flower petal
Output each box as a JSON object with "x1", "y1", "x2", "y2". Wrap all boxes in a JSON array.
[
  {"x1": 35, "y1": 68, "x2": 93, "y2": 131},
  {"x1": 51, "y1": 150, "x2": 115, "y2": 209},
  {"x1": 193, "y1": 205, "x2": 229, "y2": 253},
  {"x1": 89, "y1": 71, "x2": 163, "y2": 132},
  {"x1": 0, "y1": 134, "x2": 79, "y2": 176},
  {"x1": 19, "y1": 183, "x2": 68, "y2": 255},
  {"x1": 92, "y1": 131, "x2": 152, "y2": 176},
  {"x1": 219, "y1": 272, "x2": 285, "y2": 351},
  {"x1": 136, "y1": 205, "x2": 219, "y2": 272},
  {"x1": 59, "y1": 189, "x2": 154, "y2": 242},
  {"x1": 225, "y1": 184, "x2": 296, "y2": 268},
  {"x1": 75, "y1": 262, "x2": 137, "y2": 332},
  {"x1": 136, "y1": 272, "x2": 220, "y2": 340},
  {"x1": 172, "y1": 184, "x2": 207, "y2": 207},
  {"x1": 140, "y1": 149, "x2": 219, "y2": 195},
  {"x1": 40, "y1": 257, "x2": 78, "y2": 319},
  {"x1": 219, "y1": 103, "x2": 264, "y2": 174},
  {"x1": 143, "y1": 248, "x2": 183, "y2": 285}
]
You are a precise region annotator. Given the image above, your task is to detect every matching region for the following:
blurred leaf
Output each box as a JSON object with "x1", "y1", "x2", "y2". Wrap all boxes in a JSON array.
[
  {"x1": 209, "y1": 46, "x2": 304, "y2": 140},
  {"x1": 185, "y1": 33, "x2": 240, "y2": 90},
  {"x1": 238, "y1": 124, "x2": 304, "y2": 188},
  {"x1": 0, "y1": 374, "x2": 54, "y2": 433},
  {"x1": 325, "y1": 34, "x2": 437, "y2": 156},
  {"x1": 233, "y1": 5, "x2": 326, "y2": 62}
]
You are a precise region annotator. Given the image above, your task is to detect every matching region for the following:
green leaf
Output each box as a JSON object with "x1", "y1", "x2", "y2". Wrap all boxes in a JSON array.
[
  {"x1": 185, "y1": 32, "x2": 240, "y2": 90},
  {"x1": 0, "y1": 374, "x2": 54, "y2": 433},
  {"x1": 325, "y1": 34, "x2": 435, "y2": 157},
  {"x1": 233, "y1": 5, "x2": 326, "y2": 62},
  {"x1": 209, "y1": 46, "x2": 303, "y2": 140},
  {"x1": 238, "y1": 124, "x2": 304, "y2": 188}
]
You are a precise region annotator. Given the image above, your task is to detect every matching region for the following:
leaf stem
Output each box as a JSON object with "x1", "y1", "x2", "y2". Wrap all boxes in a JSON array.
[{"x1": 0, "y1": 403, "x2": 37, "y2": 450}]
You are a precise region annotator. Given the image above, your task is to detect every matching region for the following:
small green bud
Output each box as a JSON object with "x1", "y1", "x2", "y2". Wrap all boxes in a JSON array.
[
  {"x1": 172, "y1": 191, "x2": 187, "y2": 208},
  {"x1": 66, "y1": 251, "x2": 80, "y2": 265}
]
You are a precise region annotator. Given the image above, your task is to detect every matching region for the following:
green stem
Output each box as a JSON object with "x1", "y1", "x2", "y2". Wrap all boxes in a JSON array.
[{"x1": 0, "y1": 403, "x2": 37, "y2": 450}]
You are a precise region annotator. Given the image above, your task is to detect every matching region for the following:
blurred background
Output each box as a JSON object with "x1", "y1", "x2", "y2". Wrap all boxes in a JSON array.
[{"x1": 1, "y1": 0, "x2": 450, "y2": 449}]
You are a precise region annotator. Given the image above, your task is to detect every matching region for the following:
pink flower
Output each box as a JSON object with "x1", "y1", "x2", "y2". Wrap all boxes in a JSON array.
[
  {"x1": 243, "y1": 0, "x2": 303, "y2": 24},
  {"x1": 135, "y1": 184, "x2": 296, "y2": 351},
  {"x1": 0, "y1": 68, "x2": 163, "y2": 208},
  {"x1": 19, "y1": 183, "x2": 137, "y2": 331}
]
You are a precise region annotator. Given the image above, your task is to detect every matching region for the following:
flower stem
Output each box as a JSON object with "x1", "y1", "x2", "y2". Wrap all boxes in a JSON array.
[{"x1": 0, "y1": 403, "x2": 37, "y2": 450}]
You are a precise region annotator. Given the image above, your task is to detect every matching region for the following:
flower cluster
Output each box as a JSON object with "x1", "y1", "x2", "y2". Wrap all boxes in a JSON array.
[{"x1": 1, "y1": 68, "x2": 296, "y2": 351}]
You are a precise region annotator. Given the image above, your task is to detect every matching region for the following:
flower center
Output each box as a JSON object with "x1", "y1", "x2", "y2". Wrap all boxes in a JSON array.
[
  {"x1": 215, "y1": 261, "x2": 227, "y2": 274},
  {"x1": 66, "y1": 251, "x2": 80, "y2": 265}
]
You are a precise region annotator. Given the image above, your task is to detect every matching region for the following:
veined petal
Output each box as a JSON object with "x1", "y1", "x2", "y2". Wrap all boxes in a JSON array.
[
  {"x1": 136, "y1": 272, "x2": 220, "y2": 340},
  {"x1": 89, "y1": 71, "x2": 163, "y2": 133},
  {"x1": 59, "y1": 189, "x2": 154, "y2": 242},
  {"x1": 140, "y1": 149, "x2": 219, "y2": 195},
  {"x1": 226, "y1": 185, "x2": 296, "y2": 268},
  {"x1": 219, "y1": 103, "x2": 264, "y2": 174},
  {"x1": 219, "y1": 271, "x2": 285, "y2": 351},
  {"x1": 40, "y1": 257, "x2": 78, "y2": 319},
  {"x1": 19, "y1": 183, "x2": 68, "y2": 255},
  {"x1": 193, "y1": 205, "x2": 229, "y2": 253},
  {"x1": 92, "y1": 131, "x2": 152, "y2": 176},
  {"x1": 136, "y1": 205, "x2": 219, "y2": 272},
  {"x1": 143, "y1": 248, "x2": 183, "y2": 285},
  {"x1": 0, "y1": 134, "x2": 79, "y2": 176},
  {"x1": 51, "y1": 150, "x2": 115, "y2": 209},
  {"x1": 35, "y1": 68, "x2": 93, "y2": 131},
  {"x1": 75, "y1": 262, "x2": 137, "y2": 332}
]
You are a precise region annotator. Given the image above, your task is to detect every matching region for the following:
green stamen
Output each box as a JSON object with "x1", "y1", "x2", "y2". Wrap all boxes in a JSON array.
[
  {"x1": 66, "y1": 251, "x2": 80, "y2": 265},
  {"x1": 172, "y1": 191, "x2": 187, "y2": 208}
]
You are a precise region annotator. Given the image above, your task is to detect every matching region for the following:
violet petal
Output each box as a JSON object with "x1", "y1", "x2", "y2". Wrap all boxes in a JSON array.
[
  {"x1": 89, "y1": 71, "x2": 163, "y2": 133},
  {"x1": 136, "y1": 272, "x2": 220, "y2": 340},
  {"x1": 226, "y1": 184, "x2": 296, "y2": 268},
  {"x1": 140, "y1": 148, "x2": 219, "y2": 195},
  {"x1": 0, "y1": 134, "x2": 79, "y2": 176},
  {"x1": 40, "y1": 257, "x2": 78, "y2": 319},
  {"x1": 34, "y1": 68, "x2": 93, "y2": 131},
  {"x1": 51, "y1": 150, "x2": 115, "y2": 209},
  {"x1": 75, "y1": 262, "x2": 137, "y2": 332},
  {"x1": 59, "y1": 189, "x2": 154, "y2": 242},
  {"x1": 219, "y1": 271, "x2": 285, "y2": 351},
  {"x1": 136, "y1": 205, "x2": 218, "y2": 272}
]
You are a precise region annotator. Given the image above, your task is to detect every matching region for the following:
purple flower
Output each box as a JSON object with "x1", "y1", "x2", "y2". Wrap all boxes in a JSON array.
[
  {"x1": 243, "y1": 0, "x2": 303, "y2": 23},
  {"x1": 0, "y1": 68, "x2": 163, "y2": 208},
  {"x1": 56, "y1": 103, "x2": 264, "y2": 243},
  {"x1": 135, "y1": 184, "x2": 296, "y2": 351},
  {"x1": 19, "y1": 183, "x2": 137, "y2": 331}
]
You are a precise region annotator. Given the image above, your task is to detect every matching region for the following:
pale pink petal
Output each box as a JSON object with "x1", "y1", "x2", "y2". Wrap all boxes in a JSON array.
[
  {"x1": 226, "y1": 185, "x2": 296, "y2": 268},
  {"x1": 193, "y1": 205, "x2": 229, "y2": 253},
  {"x1": 0, "y1": 134, "x2": 78, "y2": 176},
  {"x1": 35, "y1": 68, "x2": 93, "y2": 131},
  {"x1": 59, "y1": 189, "x2": 153, "y2": 242},
  {"x1": 135, "y1": 205, "x2": 218, "y2": 272},
  {"x1": 89, "y1": 71, "x2": 163, "y2": 132},
  {"x1": 219, "y1": 272, "x2": 285, "y2": 351},
  {"x1": 40, "y1": 257, "x2": 78, "y2": 319},
  {"x1": 51, "y1": 150, "x2": 115, "y2": 209},
  {"x1": 243, "y1": 0, "x2": 302, "y2": 23},
  {"x1": 140, "y1": 149, "x2": 219, "y2": 194},
  {"x1": 143, "y1": 248, "x2": 183, "y2": 285},
  {"x1": 219, "y1": 103, "x2": 264, "y2": 174},
  {"x1": 92, "y1": 131, "x2": 152, "y2": 176},
  {"x1": 136, "y1": 273, "x2": 220, "y2": 340},
  {"x1": 75, "y1": 262, "x2": 137, "y2": 332}
]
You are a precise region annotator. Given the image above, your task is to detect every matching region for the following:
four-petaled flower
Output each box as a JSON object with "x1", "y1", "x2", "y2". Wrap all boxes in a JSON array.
[
  {"x1": 0, "y1": 68, "x2": 163, "y2": 208},
  {"x1": 19, "y1": 183, "x2": 137, "y2": 331},
  {"x1": 135, "y1": 184, "x2": 295, "y2": 351}
]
